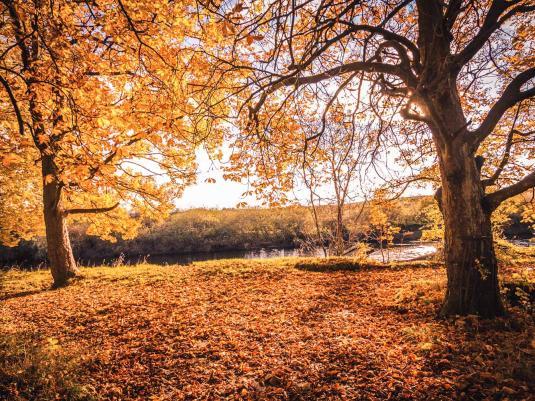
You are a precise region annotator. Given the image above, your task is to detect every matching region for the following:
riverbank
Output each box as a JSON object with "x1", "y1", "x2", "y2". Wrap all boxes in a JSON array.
[
  {"x1": 7, "y1": 242, "x2": 440, "y2": 269},
  {"x1": 1, "y1": 258, "x2": 533, "y2": 400},
  {"x1": 2, "y1": 196, "x2": 533, "y2": 268}
]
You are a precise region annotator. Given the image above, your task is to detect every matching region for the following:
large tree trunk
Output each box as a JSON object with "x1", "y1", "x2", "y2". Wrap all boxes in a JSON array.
[
  {"x1": 42, "y1": 156, "x2": 78, "y2": 287},
  {"x1": 418, "y1": 51, "x2": 506, "y2": 317},
  {"x1": 438, "y1": 147, "x2": 505, "y2": 318}
]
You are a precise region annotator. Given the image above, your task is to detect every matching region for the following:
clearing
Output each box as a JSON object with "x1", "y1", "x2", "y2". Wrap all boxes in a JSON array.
[{"x1": 0, "y1": 259, "x2": 533, "y2": 400}]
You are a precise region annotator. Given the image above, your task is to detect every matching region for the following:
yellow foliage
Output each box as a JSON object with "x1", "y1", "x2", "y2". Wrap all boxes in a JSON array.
[{"x1": 0, "y1": 0, "x2": 205, "y2": 248}]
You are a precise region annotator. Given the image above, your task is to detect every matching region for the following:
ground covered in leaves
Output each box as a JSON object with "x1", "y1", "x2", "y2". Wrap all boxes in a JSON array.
[{"x1": 1, "y1": 258, "x2": 533, "y2": 400}]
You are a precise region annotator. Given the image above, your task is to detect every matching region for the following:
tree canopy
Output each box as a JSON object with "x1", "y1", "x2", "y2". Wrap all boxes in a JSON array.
[{"x1": 0, "y1": 0, "x2": 204, "y2": 248}]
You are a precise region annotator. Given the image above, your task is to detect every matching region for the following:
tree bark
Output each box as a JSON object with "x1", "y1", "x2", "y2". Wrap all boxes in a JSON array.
[
  {"x1": 333, "y1": 204, "x2": 344, "y2": 256},
  {"x1": 415, "y1": 47, "x2": 506, "y2": 317},
  {"x1": 42, "y1": 156, "x2": 78, "y2": 287},
  {"x1": 437, "y1": 146, "x2": 505, "y2": 318}
]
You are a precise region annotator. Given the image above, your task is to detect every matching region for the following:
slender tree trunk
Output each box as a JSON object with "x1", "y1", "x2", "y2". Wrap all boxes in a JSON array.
[
  {"x1": 334, "y1": 204, "x2": 344, "y2": 256},
  {"x1": 438, "y1": 148, "x2": 505, "y2": 318},
  {"x1": 42, "y1": 156, "x2": 78, "y2": 287}
]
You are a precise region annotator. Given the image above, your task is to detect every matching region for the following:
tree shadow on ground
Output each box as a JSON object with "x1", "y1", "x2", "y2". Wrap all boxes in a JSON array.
[
  {"x1": 0, "y1": 288, "x2": 49, "y2": 301},
  {"x1": 294, "y1": 257, "x2": 388, "y2": 273},
  {"x1": 420, "y1": 312, "x2": 534, "y2": 400}
]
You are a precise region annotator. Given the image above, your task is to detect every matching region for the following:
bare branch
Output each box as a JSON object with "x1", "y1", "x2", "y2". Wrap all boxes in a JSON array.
[
  {"x1": 339, "y1": 22, "x2": 420, "y2": 66},
  {"x1": 454, "y1": 0, "x2": 534, "y2": 68},
  {"x1": 280, "y1": 61, "x2": 409, "y2": 88},
  {"x1": 482, "y1": 103, "x2": 521, "y2": 187},
  {"x1": 485, "y1": 171, "x2": 535, "y2": 211},
  {"x1": 470, "y1": 67, "x2": 535, "y2": 149}
]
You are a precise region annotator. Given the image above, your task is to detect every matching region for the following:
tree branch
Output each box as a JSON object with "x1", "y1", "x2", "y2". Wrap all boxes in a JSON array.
[
  {"x1": 249, "y1": 60, "x2": 408, "y2": 125},
  {"x1": 339, "y1": 22, "x2": 420, "y2": 65},
  {"x1": 84, "y1": 70, "x2": 134, "y2": 77},
  {"x1": 117, "y1": 0, "x2": 169, "y2": 66},
  {"x1": 445, "y1": 0, "x2": 464, "y2": 29},
  {"x1": 64, "y1": 202, "x2": 119, "y2": 215},
  {"x1": 454, "y1": 0, "x2": 533, "y2": 68},
  {"x1": 87, "y1": 137, "x2": 142, "y2": 180},
  {"x1": 0, "y1": 75, "x2": 24, "y2": 136},
  {"x1": 2, "y1": 0, "x2": 31, "y2": 70},
  {"x1": 286, "y1": 61, "x2": 408, "y2": 87},
  {"x1": 482, "y1": 103, "x2": 521, "y2": 187},
  {"x1": 485, "y1": 171, "x2": 535, "y2": 211},
  {"x1": 470, "y1": 67, "x2": 535, "y2": 149}
]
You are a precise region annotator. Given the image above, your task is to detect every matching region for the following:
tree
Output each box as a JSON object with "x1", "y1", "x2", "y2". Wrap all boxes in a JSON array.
[
  {"x1": 299, "y1": 104, "x2": 371, "y2": 256},
  {"x1": 367, "y1": 195, "x2": 401, "y2": 263},
  {"x1": 492, "y1": 193, "x2": 535, "y2": 239},
  {"x1": 194, "y1": 0, "x2": 535, "y2": 317},
  {"x1": 0, "y1": 1, "x2": 199, "y2": 286}
]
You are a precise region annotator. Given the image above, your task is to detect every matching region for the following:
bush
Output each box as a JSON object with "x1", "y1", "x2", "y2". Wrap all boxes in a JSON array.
[{"x1": 495, "y1": 239, "x2": 535, "y2": 266}]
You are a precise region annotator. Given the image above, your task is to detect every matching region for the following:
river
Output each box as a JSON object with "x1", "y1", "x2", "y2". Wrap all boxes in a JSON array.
[
  {"x1": 8, "y1": 239, "x2": 533, "y2": 269},
  {"x1": 85, "y1": 242, "x2": 440, "y2": 267}
]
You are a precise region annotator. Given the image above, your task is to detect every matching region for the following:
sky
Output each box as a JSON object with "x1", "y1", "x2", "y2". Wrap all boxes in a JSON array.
[
  {"x1": 175, "y1": 175, "x2": 253, "y2": 209},
  {"x1": 174, "y1": 147, "x2": 435, "y2": 210},
  {"x1": 175, "y1": 148, "x2": 256, "y2": 209}
]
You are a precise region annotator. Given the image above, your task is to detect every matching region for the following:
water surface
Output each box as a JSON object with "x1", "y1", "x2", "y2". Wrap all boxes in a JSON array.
[{"x1": 90, "y1": 242, "x2": 439, "y2": 266}]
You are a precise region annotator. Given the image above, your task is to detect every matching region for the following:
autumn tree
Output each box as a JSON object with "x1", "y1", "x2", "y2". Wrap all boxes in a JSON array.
[
  {"x1": 366, "y1": 195, "x2": 401, "y2": 263},
  {"x1": 297, "y1": 103, "x2": 373, "y2": 256},
  {"x1": 193, "y1": 0, "x2": 535, "y2": 317},
  {"x1": 0, "y1": 1, "x2": 200, "y2": 286}
]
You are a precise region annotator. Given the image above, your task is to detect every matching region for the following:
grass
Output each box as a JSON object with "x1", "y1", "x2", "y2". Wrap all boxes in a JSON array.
[
  {"x1": 496, "y1": 238, "x2": 535, "y2": 266},
  {"x1": 0, "y1": 334, "x2": 96, "y2": 401},
  {"x1": 1, "y1": 257, "x2": 534, "y2": 400}
]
